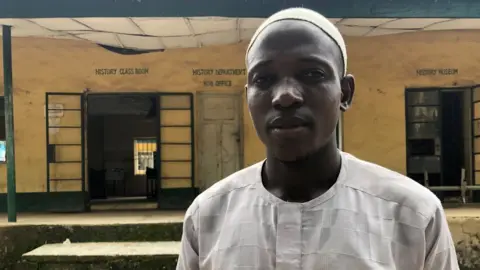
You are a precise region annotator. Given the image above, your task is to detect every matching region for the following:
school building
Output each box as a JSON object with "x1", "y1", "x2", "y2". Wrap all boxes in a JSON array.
[{"x1": 1, "y1": 1, "x2": 480, "y2": 212}]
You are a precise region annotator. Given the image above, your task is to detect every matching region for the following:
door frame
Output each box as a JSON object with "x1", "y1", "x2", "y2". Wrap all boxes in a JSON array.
[
  {"x1": 83, "y1": 92, "x2": 161, "y2": 205},
  {"x1": 196, "y1": 90, "x2": 244, "y2": 189},
  {"x1": 156, "y1": 92, "x2": 196, "y2": 197},
  {"x1": 404, "y1": 85, "x2": 480, "y2": 202}
]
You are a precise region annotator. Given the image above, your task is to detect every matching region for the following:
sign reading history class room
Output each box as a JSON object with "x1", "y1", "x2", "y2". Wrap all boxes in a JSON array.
[
  {"x1": 95, "y1": 68, "x2": 149, "y2": 76},
  {"x1": 416, "y1": 68, "x2": 458, "y2": 76}
]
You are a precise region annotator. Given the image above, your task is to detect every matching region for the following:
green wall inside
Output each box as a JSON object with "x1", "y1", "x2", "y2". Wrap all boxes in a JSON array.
[{"x1": 0, "y1": 192, "x2": 87, "y2": 213}]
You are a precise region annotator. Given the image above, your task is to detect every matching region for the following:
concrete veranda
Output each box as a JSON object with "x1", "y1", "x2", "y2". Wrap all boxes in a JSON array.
[{"x1": 0, "y1": 205, "x2": 479, "y2": 226}]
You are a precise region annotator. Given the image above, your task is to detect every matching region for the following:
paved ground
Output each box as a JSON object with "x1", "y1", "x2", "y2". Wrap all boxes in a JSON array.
[
  {"x1": 0, "y1": 210, "x2": 185, "y2": 225},
  {"x1": 445, "y1": 205, "x2": 480, "y2": 220},
  {"x1": 0, "y1": 205, "x2": 479, "y2": 225}
]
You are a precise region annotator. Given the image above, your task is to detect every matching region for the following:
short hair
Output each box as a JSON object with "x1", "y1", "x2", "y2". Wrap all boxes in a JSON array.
[{"x1": 246, "y1": 7, "x2": 347, "y2": 76}]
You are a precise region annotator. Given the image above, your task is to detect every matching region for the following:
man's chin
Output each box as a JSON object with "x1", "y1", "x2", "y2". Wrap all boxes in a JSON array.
[{"x1": 272, "y1": 149, "x2": 311, "y2": 164}]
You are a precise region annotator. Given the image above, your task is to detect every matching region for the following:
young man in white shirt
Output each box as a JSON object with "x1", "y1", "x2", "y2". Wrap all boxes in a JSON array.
[{"x1": 177, "y1": 7, "x2": 459, "y2": 270}]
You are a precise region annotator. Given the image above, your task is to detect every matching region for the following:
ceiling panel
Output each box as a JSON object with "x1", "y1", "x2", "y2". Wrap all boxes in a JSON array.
[
  {"x1": 0, "y1": 19, "x2": 60, "y2": 37},
  {"x1": 189, "y1": 17, "x2": 237, "y2": 35},
  {"x1": 198, "y1": 31, "x2": 238, "y2": 46},
  {"x1": 133, "y1": 18, "x2": 190, "y2": 36},
  {"x1": 239, "y1": 18, "x2": 263, "y2": 29},
  {"x1": 339, "y1": 18, "x2": 395, "y2": 27},
  {"x1": 30, "y1": 18, "x2": 90, "y2": 31},
  {"x1": 366, "y1": 28, "x2": 417, "y2": 36},
  {"x1": 381, "y1": 18, "x2": 449, "y2": 29},
  {"x1": 329, "y1": 18, "x2": 342, "y2": 25},
  {"x1": 117, "y1": 34, "x2": 164, "y2": 50},
  {"x1": 0, "y1": 19, "x2": 34, "y2": 27},
  {"x1": 76, "y1": 18, "x2": 143, "y2": 35},
  {"x1": 336, "y1": 25, "x2": 373, "y2": 36},
  {"x1": 75, "y1": 32, "x2": 121, "y2": 47},
  {"x1": 162, "y1": 36, "x2": 198, "y2": 48},
  {"x1": 4, "y1": 17, "x2": 480, "y2": 50},
  {"x1": 424, "y1": 19, "x2": 480, "y2": 30}
]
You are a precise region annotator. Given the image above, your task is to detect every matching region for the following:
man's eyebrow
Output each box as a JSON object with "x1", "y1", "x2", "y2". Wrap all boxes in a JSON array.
[
  {"x1": 298, "y1": 56, "x2": 331, "y2": 65},
  {"x1": 298, "y1": 55, "x2": 338, "y2": 74},
  {"x1": 248, "y1": 59, "x2": 273, "y2": 74}
]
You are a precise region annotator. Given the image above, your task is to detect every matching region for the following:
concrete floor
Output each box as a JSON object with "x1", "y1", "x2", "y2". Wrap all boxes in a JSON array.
[
  {"x1": 446, "y1": 207, "x2": 480, "y2": 218},
  {"x1": 0, "y1": 210, "x2": 184, "y2": 225},
  {"x1": 0, "y1": 205, "x2": 479, "y2": 226}
]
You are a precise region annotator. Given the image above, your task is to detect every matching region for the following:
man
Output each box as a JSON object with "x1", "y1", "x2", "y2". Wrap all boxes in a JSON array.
[{"x1": 177, "y1": 7, "x2": 459, "y2": 270}]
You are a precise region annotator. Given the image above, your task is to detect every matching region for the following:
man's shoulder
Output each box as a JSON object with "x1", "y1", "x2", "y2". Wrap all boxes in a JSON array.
[
  {"x1": 343, "y1": 152, "x2": 442, "y2": 220},
  {"x1": 185, "y1": 161, "x2": 263, "y2": 217}
]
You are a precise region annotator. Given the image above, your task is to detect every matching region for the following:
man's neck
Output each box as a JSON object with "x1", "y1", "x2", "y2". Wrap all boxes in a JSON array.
[{"x1": 262, "y1": 141, "x2": 342, "y2": 203}]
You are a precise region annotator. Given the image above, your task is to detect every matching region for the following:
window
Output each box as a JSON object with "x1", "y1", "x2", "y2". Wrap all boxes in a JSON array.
[{"x1": 133, "y1": 138, "x2": 157, "y2": 175}]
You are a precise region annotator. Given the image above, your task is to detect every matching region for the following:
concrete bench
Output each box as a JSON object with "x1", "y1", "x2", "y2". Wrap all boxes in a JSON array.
[{"x1": 22, "y1": 241, "x2": 180, "y2": 269}]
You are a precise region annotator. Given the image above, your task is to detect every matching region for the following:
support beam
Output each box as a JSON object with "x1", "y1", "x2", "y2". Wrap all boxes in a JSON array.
[
  {"x1": 2, "y1": 0, "x2": 480, "y2": 19},
  {"x1": 2, "y1": 25, "x2": 17, "y2": 222}
]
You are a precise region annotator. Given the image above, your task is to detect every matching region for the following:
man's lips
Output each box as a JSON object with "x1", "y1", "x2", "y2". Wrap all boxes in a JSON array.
[{"x1": 268, "y1": 116, "x2": 311, "y2": 130}]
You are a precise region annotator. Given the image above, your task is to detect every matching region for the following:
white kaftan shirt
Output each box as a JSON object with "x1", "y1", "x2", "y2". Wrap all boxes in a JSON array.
[{"x1": 177, "y1": 152, "x2": 459, "y2": 270}]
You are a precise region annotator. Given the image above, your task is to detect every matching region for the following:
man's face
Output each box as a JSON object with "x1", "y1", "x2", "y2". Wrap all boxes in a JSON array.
[{"x1": 246, "y1": 20, "x2": 354, "y2": 162}]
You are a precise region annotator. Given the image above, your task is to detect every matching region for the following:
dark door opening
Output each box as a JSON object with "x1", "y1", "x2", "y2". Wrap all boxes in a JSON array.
[
  {"x1": 87, "y1": 94, "x2": 159, "y2": 203},
  {"x1": 440, "y1": 91, "x2": 465, "y2": 199},
  {"x1": 406, "y1": 88, "x2": 472, "y2": 203}
]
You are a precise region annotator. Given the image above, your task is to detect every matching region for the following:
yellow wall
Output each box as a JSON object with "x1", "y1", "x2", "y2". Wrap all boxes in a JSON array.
[
  {"x1": 344, "y1": 30, "x2": 480, "y2": 174},
  {"x1": 0, "y1": 30, "x2": 480, "y2": 193}
]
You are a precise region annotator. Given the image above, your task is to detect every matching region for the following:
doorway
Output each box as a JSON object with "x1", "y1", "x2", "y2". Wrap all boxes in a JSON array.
[
  {"x1": 440, "y1": 91, "x2": 465, "y2": 198},
  {"x1": 86, "y1": 94, "x2": 159, "y2": 204},
  {"x1": 197, "y1": 91, "x2": 243, "y2": 191},
  {"x1": 405, "y1": 88, "x2": 473, "y2": 202}
]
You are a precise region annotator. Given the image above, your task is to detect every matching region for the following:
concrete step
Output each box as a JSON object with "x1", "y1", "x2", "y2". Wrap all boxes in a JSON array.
[
  {"x1": 21, "y1": 242, "x2": 180, "y2": 270},
  {"x1": 1, "y1": 221, "x2": 183, "y2": 269}
]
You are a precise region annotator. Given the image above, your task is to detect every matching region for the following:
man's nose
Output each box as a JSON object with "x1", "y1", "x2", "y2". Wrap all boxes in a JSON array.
[{"x1": 271, "y1": 81, "x2": 304, "y2": 109}]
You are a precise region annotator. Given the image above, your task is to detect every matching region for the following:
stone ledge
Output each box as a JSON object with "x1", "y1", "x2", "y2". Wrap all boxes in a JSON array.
[
  {"x1": 23, "y1": 242, "x2": 180, "y2": 263},
  {"x1": 0, "y1": 223, "x2": 183, "y2": 269}
]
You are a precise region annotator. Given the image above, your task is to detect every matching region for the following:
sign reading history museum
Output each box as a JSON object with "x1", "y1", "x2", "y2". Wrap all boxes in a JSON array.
[{"x1": 416, "y1": 68, "x2": 458, "y2": 76}]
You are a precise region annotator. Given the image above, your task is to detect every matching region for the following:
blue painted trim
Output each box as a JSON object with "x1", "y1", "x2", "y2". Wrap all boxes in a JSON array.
[{"x1": 2, "y1": 0, "x2": 480, "y2": 19}]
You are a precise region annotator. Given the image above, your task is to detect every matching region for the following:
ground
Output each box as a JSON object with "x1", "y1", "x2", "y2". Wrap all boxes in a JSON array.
[{"x1": 0, "y1": 207, "x2": 479, "y2": 269}]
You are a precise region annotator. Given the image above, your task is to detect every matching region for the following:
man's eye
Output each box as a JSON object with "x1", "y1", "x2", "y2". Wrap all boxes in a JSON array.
[
  {"x1": 302, "y1": 69, "x2": 325, "y2": 78},
  {"x1": 253, "y1": 75, "x2": 275, "y2": 88}
]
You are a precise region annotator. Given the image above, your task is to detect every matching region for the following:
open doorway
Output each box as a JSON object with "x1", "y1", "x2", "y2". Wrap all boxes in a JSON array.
[
  {"x1": 405, "y1": 88, "x2": 473, "y2": 202},
  {"x1": 440, "y1": 90, "x2": 465, "y2": 199},
  {"x1": 86, "y1": 94, "x2": 159, "y2": 204}
]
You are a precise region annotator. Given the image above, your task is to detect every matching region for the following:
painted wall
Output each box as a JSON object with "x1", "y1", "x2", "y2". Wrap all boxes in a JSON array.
[{"x1": 0, "y1": 30, "x2": 479, "y2": 193}]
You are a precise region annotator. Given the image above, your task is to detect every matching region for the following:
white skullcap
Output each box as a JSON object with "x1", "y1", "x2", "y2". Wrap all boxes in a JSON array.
[{"x1": 246, "y1": 7, "x2": 347, "y2": 76}]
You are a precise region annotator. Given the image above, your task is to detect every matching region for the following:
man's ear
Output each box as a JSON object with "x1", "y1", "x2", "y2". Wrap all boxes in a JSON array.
[{"x1": 340, "y1": 74, "x2": 355, "y2": 112}]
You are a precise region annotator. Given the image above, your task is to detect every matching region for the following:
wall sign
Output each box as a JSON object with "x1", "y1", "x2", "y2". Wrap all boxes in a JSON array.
[
  {"x1": 416, "y1": 68, "x2": 458, "y2": 76},
  {"x1": 95, "y1": 68, "x2": 149, "y2": 76},
  {"x1": 192, "y1": 68, "x2": 245, "y2": 87},
  {"x1": 203, "y1": 80, "x2": 232, "y2": 87},
  {"x1": 192, "y1": 68, "x2": 246, "y2": 76}
]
